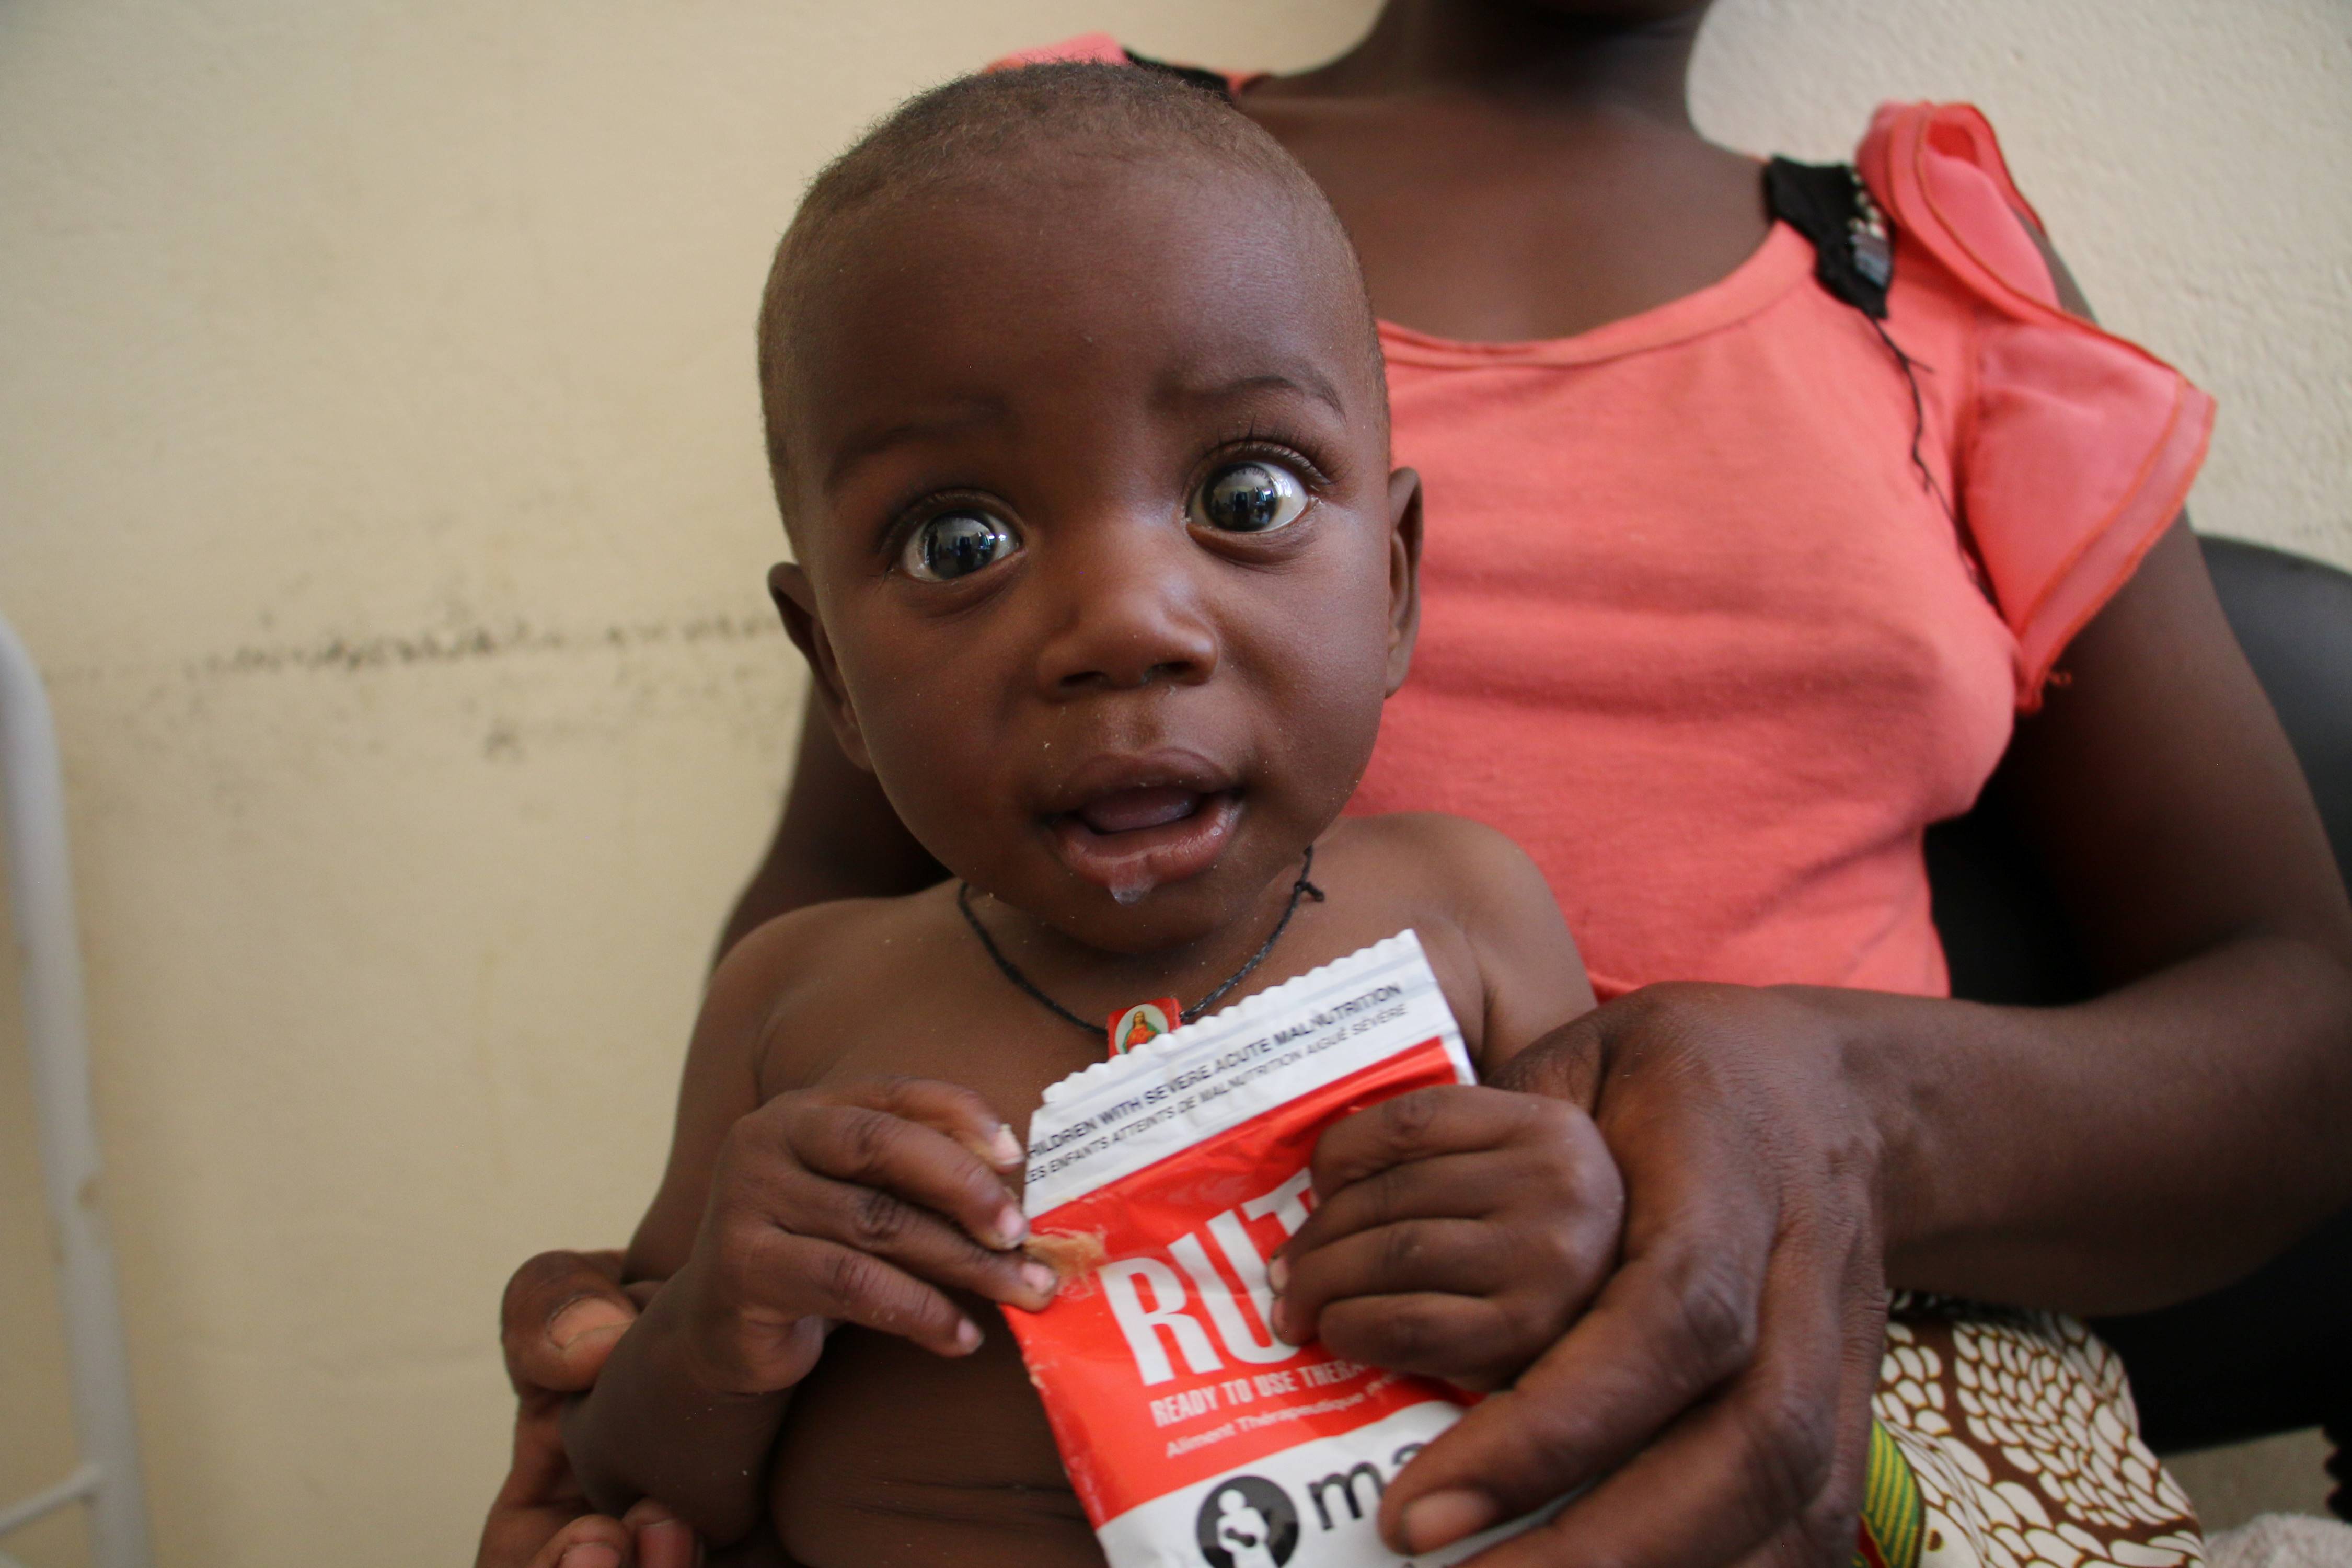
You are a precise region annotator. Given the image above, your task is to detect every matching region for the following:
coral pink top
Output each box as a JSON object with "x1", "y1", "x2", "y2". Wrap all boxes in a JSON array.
[{"x1": 1002, "y1": 39, "x2": 2215, "y2": 1000}]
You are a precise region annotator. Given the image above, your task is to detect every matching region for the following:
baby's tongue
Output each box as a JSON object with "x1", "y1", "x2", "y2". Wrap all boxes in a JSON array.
[{"x1": 1077, "y1": 786, "x2": 1200, "y2": 835}]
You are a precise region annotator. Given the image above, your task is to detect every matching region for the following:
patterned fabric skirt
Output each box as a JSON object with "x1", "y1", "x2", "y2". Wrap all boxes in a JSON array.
[{"x1": 1855, "y1": 1296, "x2": 2204, "y2": 1568}]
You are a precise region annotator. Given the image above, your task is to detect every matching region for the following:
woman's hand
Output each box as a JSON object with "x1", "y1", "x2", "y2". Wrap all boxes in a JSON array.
[
  {"x1": 1270, "y1": 1085, "x2": 1623, "y2": 1392},
  {"x1": 479, "y1": 1250, "x2": 699, "y2": 1568},
  {"x1": 1378, "y1": 985, "x2": 1889, "y2": 1567}
]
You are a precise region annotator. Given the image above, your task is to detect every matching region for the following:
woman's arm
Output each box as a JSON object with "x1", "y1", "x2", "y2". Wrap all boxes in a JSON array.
[
  {"x1": 1880, "y1": 515, "x2": 2352, "y2": 1301},
  {"x1": 1883, "y1": 227, "x2": 2352, "y2": 1302},
  {"x1": 1374, "y1": 522, "x2": 2352, "y2": 1566}
]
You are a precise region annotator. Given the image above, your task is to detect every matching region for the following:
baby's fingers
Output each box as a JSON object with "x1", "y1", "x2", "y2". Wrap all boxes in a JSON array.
[
  {"x1": 783, "y1": 1089, "x2": 1028, "y2": 1252},
  {"x1": 816, "y1": 1076, "x2": 1025, "y2": 1173},
  {"x1": 747, "y1": 1232, "x2": 989, "y2": 1357},
  {"x1": 1309, "y1": 1086, "x2": 1527, "y2": 1195},
  {"x1": 1285, "y1": 1150, "x2": 1511, "y2": 1265},
  {"x1": 778, "y1": 1168, "x2": 1057, "y2": 1312},
  {"x1": 1273, "y1": 1217, "x2": 1505, "y2": 1344}
]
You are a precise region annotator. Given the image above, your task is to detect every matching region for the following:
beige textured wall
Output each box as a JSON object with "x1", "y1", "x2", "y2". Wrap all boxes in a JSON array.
[{"x1": 1, "y1": 2, "x2": 2344, "y2": 1564}]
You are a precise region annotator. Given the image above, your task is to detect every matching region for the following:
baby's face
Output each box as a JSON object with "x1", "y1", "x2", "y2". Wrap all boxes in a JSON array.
[{"x1": 771, "y1": 151, "x2": 1416, "y2": 954}]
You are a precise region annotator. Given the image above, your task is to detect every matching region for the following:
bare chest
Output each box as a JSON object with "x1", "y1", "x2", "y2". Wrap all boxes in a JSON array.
[{"x1": 765, "y1": 892, "x2": 1483, "y2": 1152}]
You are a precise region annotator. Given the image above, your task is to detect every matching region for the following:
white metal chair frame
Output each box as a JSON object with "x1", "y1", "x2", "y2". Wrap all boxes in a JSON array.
[{"x1": 0, "y1": 610, "x2": 153, "y2": 1567}]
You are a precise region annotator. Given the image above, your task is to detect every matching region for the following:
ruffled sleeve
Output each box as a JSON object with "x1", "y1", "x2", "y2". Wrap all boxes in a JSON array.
[{"x1": 1859, "y1": 103, "x2": 2216, "y2": 709}]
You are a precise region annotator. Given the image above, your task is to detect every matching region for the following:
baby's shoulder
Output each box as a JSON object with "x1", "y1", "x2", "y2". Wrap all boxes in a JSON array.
[
  {"x1": 708, "y1": 889, "x2": 967, "y2": 1093},
  {"x1": 1319, "y1": 814, "x2": 1589, "y2": 1067},
  {"x1": 718, "y1": 891, "x2": 916, "y2": 995},
  {"x1": 1325, "y1": 811, "x2": 1553, "y2": 921}
]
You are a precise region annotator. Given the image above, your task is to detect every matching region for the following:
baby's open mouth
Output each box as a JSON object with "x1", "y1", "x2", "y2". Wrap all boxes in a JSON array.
[
  {"x1": 1073, "y1": 785, "x2": 1207, "y2": 836},
  {"x1": 1051, "y1": 786, "x2": 1242, "y2": 904}
]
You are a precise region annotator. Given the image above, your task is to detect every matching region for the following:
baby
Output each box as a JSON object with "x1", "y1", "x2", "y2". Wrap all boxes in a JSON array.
[{"x1": 563, "y1": 63, "x2": 1610, "y2": 1567}]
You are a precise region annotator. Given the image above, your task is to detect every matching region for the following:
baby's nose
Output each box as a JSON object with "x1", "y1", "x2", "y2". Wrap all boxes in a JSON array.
[{"x1": 1032, "y1": 527, "x2": 1219, "y2": 695}]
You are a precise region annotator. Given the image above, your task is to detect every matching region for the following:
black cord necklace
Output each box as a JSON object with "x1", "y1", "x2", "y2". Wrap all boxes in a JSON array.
[{"x1": 956, "y1": 846, "x2": 1325, "y2": 1038}]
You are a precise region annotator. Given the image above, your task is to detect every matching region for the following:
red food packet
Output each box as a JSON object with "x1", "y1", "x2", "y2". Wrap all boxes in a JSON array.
[{"x1": 1007, "y1": 931, "x2": 1554, "y2": 1566}]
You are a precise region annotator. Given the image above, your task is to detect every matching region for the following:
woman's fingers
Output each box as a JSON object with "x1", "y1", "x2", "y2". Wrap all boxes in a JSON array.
[
  {"x1": 1315, "y1": 1291, "x2": 1514, "y2": 1383},
  {"x1": 1436, "y1": 1225, "x2": 1856, "y2": 1567},
  {"x1": 1374, "y1": 1212, "x2": 1773, "y2": 1551},
  {"x1": 1372, "y1": 1046, "x2": 1779, "y2": 1544},
  {"x1": 621, "y1": 1498, "x2": 704, "y2": 1568},
  {"x1": 1374, "y1": 984, "x2": 1893, "y2": 1567},
  {"x1": 513, "y1": 1503, "x2": 698, "y2": 1568},
  {"x1": 517, "y1": 1516, "x2": 636, "y2": 1568},
  {"x1": 477, "y1": 1360, "x2": 599, "y2": 1568},
  {"x1": 1721, "y1": 1218, "x2": 1889, "y2": 1568},
  {"x1": 1664, "y1": 1243, "x2": 1884, "y2": 1568},
  {"x1": 479, "y1": 1389, "x2": 694, "y2": 1568},
  {"x1": 502, "y1": 1249, "x2": 638, "y2": 1397}
]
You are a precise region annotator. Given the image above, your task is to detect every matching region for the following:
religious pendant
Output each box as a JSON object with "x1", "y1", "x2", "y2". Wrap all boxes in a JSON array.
[{"x1": 1107, "y1": 997, "x2": 1181, "y2": 1057}]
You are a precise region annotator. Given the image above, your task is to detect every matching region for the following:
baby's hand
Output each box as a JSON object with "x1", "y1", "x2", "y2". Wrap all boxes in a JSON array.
[
  {"x1": 667, "y1": 1077, "x2": 1058, "y2": 1394},
  {"x1": 1270, "y1": 1086, "x2": 1623, "y2": 1392}
]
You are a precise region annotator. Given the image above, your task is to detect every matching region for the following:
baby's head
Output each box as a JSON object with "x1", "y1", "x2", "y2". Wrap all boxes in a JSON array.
[{"x1": 762, "y1": 64, "x2": 1419, "y2": 955}]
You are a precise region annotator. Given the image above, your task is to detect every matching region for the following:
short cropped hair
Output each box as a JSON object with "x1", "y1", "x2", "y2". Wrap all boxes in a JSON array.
[{"x1": 755, "y1": 62, "x2": 1380, "y2": 510}]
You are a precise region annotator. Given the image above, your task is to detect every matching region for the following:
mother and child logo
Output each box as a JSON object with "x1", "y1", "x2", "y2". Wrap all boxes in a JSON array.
[
  {"x1": 1195, "y1": 1476, "x2": 1308, "y2": 1561},
  {"x1": 1007, "y1": 933, "x2": 1561, "y2": 1567},
  {"x1": 1198, "y1": 1477, "x2": 1299, "y2": 1568}
]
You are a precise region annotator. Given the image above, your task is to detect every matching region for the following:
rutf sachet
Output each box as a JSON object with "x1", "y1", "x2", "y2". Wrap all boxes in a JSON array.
[{"x1": 1006, "y1": 931, "x2": 1554, "y2": 1567}]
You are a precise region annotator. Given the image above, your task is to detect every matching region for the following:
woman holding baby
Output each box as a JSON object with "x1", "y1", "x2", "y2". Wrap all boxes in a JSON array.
[{"x1": 480, "y1": 4, "x2": 2352, "y2": 1566}]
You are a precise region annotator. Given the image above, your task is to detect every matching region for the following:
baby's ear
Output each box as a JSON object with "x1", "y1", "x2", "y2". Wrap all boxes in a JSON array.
[
  {"x1": 767, "y1": 562, "x2": 875, "y2": 773},
  {"x1": 1382, "y1": 468, "x2": 1424, "y2": 697}
]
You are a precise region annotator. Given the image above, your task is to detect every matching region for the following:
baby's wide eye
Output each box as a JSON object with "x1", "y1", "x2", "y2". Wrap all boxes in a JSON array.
[
  {"x1": 902, "y1": 510, "x2": 1020, "y2": 582},
  {"x1": 1191, "y1": 460, "x2": 1307, "y2": 534}
]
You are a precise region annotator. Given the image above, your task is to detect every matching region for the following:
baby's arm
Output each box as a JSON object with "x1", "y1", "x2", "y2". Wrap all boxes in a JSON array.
[
  {"x1": 1272, "y1": 818, "x2": 1618, "y2": 1391},
  {"x1": 562, "y1": 913, "x2": 1053, "y2": 1543},
  {"x1": 1425, "y1": 815, "x2": 1597, "y2": 1069}
]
